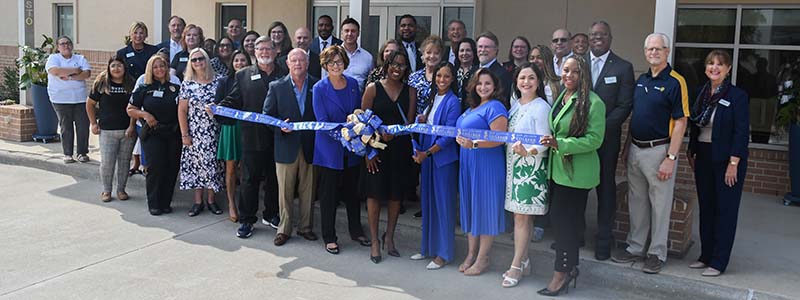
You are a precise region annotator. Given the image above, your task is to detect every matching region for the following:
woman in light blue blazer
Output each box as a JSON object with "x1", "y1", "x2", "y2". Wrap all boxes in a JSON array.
[{"x1": 411, "y1": 62, "x2": 462, "y2": 270}]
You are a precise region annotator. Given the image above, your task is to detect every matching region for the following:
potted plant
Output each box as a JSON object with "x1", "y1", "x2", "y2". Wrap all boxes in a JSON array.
[
  {"x1": 16, "y1": 34, "x2": 59, "y2": 141},
  {"x1": 775, "y1": 61, "x2": 800, "y2": 205}
]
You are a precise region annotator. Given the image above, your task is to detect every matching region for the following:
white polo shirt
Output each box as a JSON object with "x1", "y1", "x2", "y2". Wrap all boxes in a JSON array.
[{"x1": 45, "y1": 53, "x2": 92, "y2": 104}]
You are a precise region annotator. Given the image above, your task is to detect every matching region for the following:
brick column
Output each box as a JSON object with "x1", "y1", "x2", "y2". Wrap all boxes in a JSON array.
[{"x1": 0, "y1": 104, "x2": 37, "y2": 142}]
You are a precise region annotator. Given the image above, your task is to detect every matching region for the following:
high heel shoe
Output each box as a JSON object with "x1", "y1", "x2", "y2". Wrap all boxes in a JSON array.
[
  {"x1": 370, "y1": 240, "x2": 382, "y2": 264},
  {"x1": 536, "y1": 267, "x2": 579, "y2": 297},
  {"x1": 381, "y1": 232, "x2": 400, "y2": 257},
  {"x1": 501, "y1": 265, "x2": 524, "y2": 287},
  {"x1": 502, "y1": 258, "x2": 530, "y2": 279}
]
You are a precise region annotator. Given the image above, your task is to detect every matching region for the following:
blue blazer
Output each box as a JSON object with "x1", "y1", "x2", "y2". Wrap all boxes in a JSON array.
[
  {"x1": 688, "y1": 85, "x2": 750, "y2": 163},
  {"x1": 312, "y1": 75, "x2": 362, "y2": 170},
  {"x1": 264, "y1": 74, "x2": 319, "y2": 164},
  {"x1": 419, "y1": 90, "x2": 460, "y2": 168}
]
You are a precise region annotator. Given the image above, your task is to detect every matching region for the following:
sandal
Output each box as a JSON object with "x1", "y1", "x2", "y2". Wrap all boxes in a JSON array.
[
  {"x1": 325, "y1": 243, "x2": 340, "y2": 255},
  {"x1": 128, "y1": 168, "x2": 142, "y2": 176},
  {"x1": 502, "y1": 265, "x2": 524, "y2": 288}
]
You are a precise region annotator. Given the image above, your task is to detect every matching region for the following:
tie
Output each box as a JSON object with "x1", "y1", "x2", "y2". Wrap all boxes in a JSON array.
[
  {"x1": 406, "y1": 43, "x2": 416, "y2": 71},
  {"x1": 322, "y1": 40, "x2": 328, "y2": 50},
  {"x1": 592, "y1": 57, "x2": 602, "y2": 87}
]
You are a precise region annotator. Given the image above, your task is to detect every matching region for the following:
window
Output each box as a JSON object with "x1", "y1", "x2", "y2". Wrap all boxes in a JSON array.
[
  {"x1": 442, "y1": 7, "x2": 474, "y2": 46},
  {"x1": 219, "y1": 4, "x2": 247, "y2": 40},
  {"x1": 55, "y1": 4, "x2": 73, "y2": 39},
  {"x1": 675, "y1": 5, "x2": 800, "y2": 145}
]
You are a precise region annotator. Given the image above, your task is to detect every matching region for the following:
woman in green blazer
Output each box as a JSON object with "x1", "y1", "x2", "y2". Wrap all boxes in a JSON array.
[{"x1": 537, "y1": 56, "x2": 606, "y2": 296}]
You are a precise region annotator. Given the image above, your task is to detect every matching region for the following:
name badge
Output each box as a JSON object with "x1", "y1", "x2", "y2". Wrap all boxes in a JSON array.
[
  {"x1": 179, "y1": 57, "x2": 188, "y2": 62},
  {"x1": 153, "y1": 90, "x2": 164, "y2": 98},
  {"x1": 126, "y1": 52, "x2": 135, "y2": 58},
  {"x1": 604, "y1": 76, "x2": 617, "y2": 84},
  {"x1": 251, "y1": 74, "x2": 262, "y2": 81},
  {"x1": 719, "y1": 99, "x2": 730, "y2": 107}
]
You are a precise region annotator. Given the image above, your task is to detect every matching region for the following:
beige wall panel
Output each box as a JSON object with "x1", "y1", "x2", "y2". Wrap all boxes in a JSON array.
[
  {"x1": 31, "y1": 1, "x2": 152, "y2": 51},
  {"x1": 477, "y1": 0, "x2": 567, "y2": 54},
  {"x1": 171, "y1": 0, "x2": 237, "y2": 41},
  {"x1": 0, "y1": 1, "x2": 19, "y2": 46},
  {"x1": 566, "y1": 0, "x2": 656, "y2": 74}
]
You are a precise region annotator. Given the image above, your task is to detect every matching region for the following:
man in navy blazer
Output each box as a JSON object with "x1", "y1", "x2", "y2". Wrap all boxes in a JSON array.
[
  {"x1": 310, "y1": 15, "x2": 342, "y2": 56},
  {"x1": 476, "y1": 31, "x2": 512, "y2": 102},
  {"x1": 398, "y1": 14, "x2": 423, "y2": 72},
  {"x1": 277, "y1": 27, "x2": 322, "y2": 80},
  {"x1": 585, "y1": 21, "x2": 635, "y2": 261},
  {"x1": 156, "y1": 16, "x2": 186, "y2": 63},
  {"x1": 264, "y1": 48, "x2": 319, "y2": 246}
]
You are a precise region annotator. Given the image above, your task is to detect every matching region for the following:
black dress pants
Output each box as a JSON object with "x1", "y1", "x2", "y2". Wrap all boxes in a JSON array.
[
  {"x1": 318, "y1": 162, "x2": 364, "y2": 244},
  {"x1": 238, "y1": 147, "x2": 279, "y2": 224},
  {"x1": 694, "y1": 142, "x2": 745, "y2": 273},
  {"x1": 550, "y1": 181, "x2": 590, "y2": 272},
  {"x1": 141, "y1": 131, "x2": 180, "y2": 210},
  {"x1": 594, "y1": 131, "x2": 622, "y2": 247}
]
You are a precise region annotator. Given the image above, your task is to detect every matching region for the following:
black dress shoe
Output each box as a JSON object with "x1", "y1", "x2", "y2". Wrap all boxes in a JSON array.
[
  {"x1": 413, "y1": 210, "x2": 422, "y2": 218},
  {"x1": 207, "y1": 202, "x2": 223, "y2": 215},
  {"x1": 351, "y1": 236, "x2": 371, "y2": 247},
  {"x1": 595, "y1": 241, "x2": 611, "y2": 261},
  {"x1": 162, "y1": 207, "x2": 173, "y2": 214},
  {"x1": 188, "y1": 203, "x2": 204, "y2": 217},
  {"x1": 149, "y1": 208, "x2": 163, "y2": 215},
  {"x1": 371, "y1": 254, "x2": 382, "y2": 264}
]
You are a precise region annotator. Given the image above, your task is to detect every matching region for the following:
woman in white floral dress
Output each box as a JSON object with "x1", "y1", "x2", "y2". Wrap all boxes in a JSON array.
[
  {"x1": 178, "y1": 48, "x2": 224, "y2": 217},
  {"x1": 502, "y1": 63, "x2": 552, "y2": 288}
]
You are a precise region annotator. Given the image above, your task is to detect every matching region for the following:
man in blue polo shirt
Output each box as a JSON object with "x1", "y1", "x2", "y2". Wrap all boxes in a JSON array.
[{"x1": 612, "y1": 33, "x2": 689, "y2": 275}]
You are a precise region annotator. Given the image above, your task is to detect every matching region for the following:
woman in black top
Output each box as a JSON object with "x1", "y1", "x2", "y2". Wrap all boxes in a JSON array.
[
  {"x1": 454, "y1": 38, "x2": 479, "y2": 112},
  {"x1": 360, "y1": 50, "x2": 418, "y2": 263},
  {"x1": 268, "y1": 21, "x2": 292, "y2": 58},
  {"x1": 116, "y1": 21, "x2": 159, "y2": 79},
  {"x1": 128, "y1": 55, "x2": 182, "y2": 216},
  {"x1": 170, "y1": 24, "x2": 204, "y2": 81},
  {"x1": 86, "y1": 55, "x2": 137, "y2": 202}
]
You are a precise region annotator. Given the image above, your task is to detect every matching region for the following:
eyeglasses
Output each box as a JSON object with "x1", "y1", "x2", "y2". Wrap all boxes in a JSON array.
[
  {"x1": 219, "y1": 44, "x2": 232, "y2": 48},
  {"x1": 590, "y1": 32, "x2": 609, "y2": 38},
  {"x1": 58, "y1": 42, "x2": 72, "y2": 46},
  {"x1": 645, "y1": 47, "x2": 667, "y2": 53},
  {"x1": 389, "y1": 63, "x2": 407, "y2": 70},
  {"x1": 190, "y1": 57, "x2": 206, "y2": 63},
  {"x1": 326, "y1": 60, "x2": 344, "y2": 67},
  {"x1": 551, "y1": 38, "x2": 569, "y2": 44}
]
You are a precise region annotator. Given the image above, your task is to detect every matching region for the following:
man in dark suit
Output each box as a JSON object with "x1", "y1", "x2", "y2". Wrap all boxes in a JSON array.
[
  {"x1": 310, "y1": 15, "x2": 342, "y2": 56},
  {"x1": 217, "y1": 36, "x2": 287, "y2": 239},
  {"x1": 586, "y1": 21, "x2": 635, "y2": 261},
  {"x1": 264, "y1": 48, "x2": 319, "y2": 246},
  {"x1": 398, "y1": 14, "x2": 423, "y2": 72},
  {"x1": 476, "y1": 31, "x2": 512, "y2": 101},
  {"x1": 278, "y1": 27, "x2": 321, "y2": 79},
  {"x1": 156, "y1": 15, "x2": 185, "y2": 63}
]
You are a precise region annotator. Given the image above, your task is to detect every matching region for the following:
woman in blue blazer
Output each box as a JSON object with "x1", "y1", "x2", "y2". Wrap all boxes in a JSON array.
[
  {"x1": 687, "y1": 50, "x2": 749, "y2": 277},
  {"x1": 313, "y1": 45, "x2": 370, "y2": 255},
  {"x1": 411, "y1": 62, "x2": 461, "y2": 270}
]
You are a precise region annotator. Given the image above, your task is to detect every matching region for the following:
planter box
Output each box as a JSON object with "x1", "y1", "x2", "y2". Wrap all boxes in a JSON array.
[{"x1": 0, "y1": 104, "x2": 37, "y2": 142}]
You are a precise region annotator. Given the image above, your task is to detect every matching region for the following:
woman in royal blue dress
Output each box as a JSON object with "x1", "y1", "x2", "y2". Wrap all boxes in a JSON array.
[
  {"x1": 410, "y1": 62, "x2": 461, "y2": 270},
  {"x1": 455, "y1": 68, "x2": 509, "y2": 276}
]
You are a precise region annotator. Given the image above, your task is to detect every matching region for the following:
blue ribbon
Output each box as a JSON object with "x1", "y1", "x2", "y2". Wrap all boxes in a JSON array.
[{"x1": 210, "y1": 105, "x2": 542, "y2": 153}]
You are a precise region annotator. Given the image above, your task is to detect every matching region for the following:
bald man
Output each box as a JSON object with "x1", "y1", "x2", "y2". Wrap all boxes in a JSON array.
[{"x1": 278, "y1": 27, "x2": 321, "y2": 79}]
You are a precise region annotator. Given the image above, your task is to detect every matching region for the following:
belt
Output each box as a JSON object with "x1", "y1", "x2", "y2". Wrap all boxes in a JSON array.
[{"x1": 632, "y1": 137, "x2": 669, "y2": 148}]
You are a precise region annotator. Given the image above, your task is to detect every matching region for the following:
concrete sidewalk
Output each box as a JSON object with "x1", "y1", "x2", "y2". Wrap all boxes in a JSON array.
[{"x1": 1, "y1": 137, "x2": 798, "y2": 299}]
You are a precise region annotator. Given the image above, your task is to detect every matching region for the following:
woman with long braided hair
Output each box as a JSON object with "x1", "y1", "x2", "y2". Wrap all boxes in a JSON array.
[{"x1": 537, "y1": 56, "x2": 606, "y2": 297}]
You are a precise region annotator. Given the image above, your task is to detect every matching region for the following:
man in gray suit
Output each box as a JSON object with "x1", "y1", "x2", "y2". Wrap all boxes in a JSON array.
[
  {"x1": 586, "y1": 21, "x2": 635, "y2": 260},
  {"x1": 263, "y1": 48, "x2": 320, "y2": 246}
]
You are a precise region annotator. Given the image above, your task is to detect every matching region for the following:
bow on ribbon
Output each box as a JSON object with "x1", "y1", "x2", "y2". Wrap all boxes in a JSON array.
[{"x1": 336, "y1": 109, "x2": 387, "y2": 160}]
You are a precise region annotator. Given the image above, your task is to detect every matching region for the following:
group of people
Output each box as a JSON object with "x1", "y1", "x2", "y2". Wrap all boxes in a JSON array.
[{"x1": 43, "y1": 12, "x2": 750, "y2": 296}]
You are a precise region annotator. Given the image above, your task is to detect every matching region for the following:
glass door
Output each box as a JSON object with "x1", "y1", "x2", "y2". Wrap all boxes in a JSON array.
[{"x1": 387, "y1": 6, "x2": 441, "y2": 45}]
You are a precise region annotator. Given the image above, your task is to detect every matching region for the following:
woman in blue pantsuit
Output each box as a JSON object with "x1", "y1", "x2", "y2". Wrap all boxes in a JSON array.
[
  {"x1": 411, "y1": 62, "x2": 461, "y2": 270},
  {"x1": 687, "y1": 50, "x2": 749, "y2": 277}
]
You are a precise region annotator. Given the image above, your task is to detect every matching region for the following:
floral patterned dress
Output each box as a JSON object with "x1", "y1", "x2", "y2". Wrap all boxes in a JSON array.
[
  {"x1": 505, "y1": 97, "x2": 551, "y2": 215},
  {"x1": 408, "y1": 69, "x2": 432, "y2": 115},
  {"x1": 178, "y1": 76, "x2": 224, "y2": 192}
]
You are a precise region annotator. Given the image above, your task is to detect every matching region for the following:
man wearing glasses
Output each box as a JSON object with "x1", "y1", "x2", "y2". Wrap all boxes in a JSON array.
[
  {"x1": 584, "y1": 21, "x2": 635, "y2": 261},
  {"x1": 550, "y1": 28, "x2": 573, "y2": 76},
  {"x1": 612, "y1": 33, "x2": 689, "y2": 275},
  {"x1": 476, "y1": 31, "x2": 511, "y2": 101},
  {"x1": 216, "y1": 36, "x2": 287, "y2": 239}
]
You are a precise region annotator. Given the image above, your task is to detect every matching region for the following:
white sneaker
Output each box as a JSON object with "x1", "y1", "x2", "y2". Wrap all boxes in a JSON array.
[{"x1": 410, "y1": 253, "x2": 426, "y2": 260}]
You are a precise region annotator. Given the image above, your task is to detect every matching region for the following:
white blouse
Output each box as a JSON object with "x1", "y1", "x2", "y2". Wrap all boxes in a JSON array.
[{"x1": 509, "y1": 97, "x2": 552, "y2": 156}]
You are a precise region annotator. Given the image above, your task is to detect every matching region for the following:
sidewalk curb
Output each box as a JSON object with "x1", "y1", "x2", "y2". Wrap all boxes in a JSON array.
[{"x1": 0, "y1": 148, "x2": 792, "y2": 300}]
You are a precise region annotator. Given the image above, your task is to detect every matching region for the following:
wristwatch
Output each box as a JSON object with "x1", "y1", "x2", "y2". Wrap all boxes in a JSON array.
[
  {"x1": 425, "y1": 150, "x2": 433, "y2": 157},
  {"x1": 666, "y1": 153, "x2": 677, "y2": 161},
  {"x1": 472, "y1": 141, "x2": 479, "y2": 149}
]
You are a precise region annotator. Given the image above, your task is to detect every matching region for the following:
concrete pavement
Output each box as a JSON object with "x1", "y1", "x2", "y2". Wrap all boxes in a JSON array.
[{"x1": 1, "y1": 137, "x2": 798, "y2": 299}]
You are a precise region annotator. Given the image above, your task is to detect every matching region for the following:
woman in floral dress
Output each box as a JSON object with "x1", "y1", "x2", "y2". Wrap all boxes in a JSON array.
[
  {"x1": 502, "y1": 63, "x2": 551, "y2": 287},
  {"x1": 177, "y1": 48, "x2": 224, "y2": 217}
]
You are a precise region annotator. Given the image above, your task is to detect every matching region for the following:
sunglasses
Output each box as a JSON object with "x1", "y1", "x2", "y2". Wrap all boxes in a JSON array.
[
  {"x1": 552, "y1": 38, "x2": 569, "y2": 44},
  {"x1": 190, "y1": 57, "x2": 206, "y2": 63}
]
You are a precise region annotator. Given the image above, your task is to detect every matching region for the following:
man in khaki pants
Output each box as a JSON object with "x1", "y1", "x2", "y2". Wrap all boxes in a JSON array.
[
  {"x1": 612, "y1": 33, "x2": 689, "y2": 274},
  {"x1": 264, "y1": 48, "x2": 320, "y2": 246}
]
